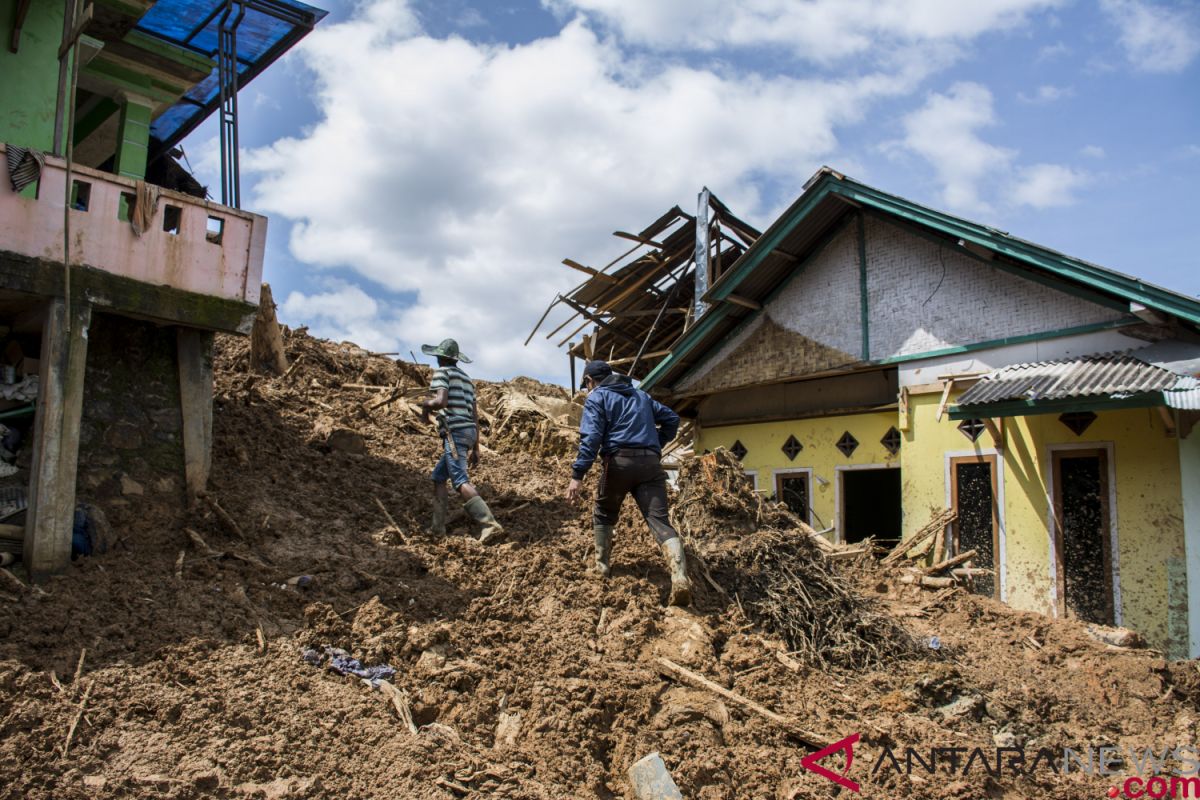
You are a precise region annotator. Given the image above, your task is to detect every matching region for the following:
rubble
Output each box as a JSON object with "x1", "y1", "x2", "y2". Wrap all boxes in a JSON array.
[{"x1": 0, "y1": 328, "x2": 1195, "y2": 799}]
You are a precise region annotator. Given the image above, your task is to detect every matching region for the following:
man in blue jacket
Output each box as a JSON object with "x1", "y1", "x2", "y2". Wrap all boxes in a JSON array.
[{"x1": 566, "y1": 360, "x2": 691, "y2": 606}]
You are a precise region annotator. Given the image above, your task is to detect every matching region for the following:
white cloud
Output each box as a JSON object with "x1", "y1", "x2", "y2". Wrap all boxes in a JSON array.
[
  {"x1": 1080, "y1": 144, "x2": 1106, "y2": 158},
  {"x1": 543, "y1": 0, "x2": 1064, "y2": 62},
  {"x1": 1036, "y1": 40, "x2": 1071, "y2": 60},
  {"x1": 895, "y1": 82, "x2": 1015, "y2": 212},
  {"x1": 1101, "y1": 0, "x2": 1200, "y2": 73},
  {"x1": 1010, "y1": 163, "x2": 1089, "y2": 208},
  {"x1": 1017, "y1": 84, "x2": 1073, "y2": 104},
  {"x1": 894, "y1": 83, "x2": 1089, "y2": 213},
  {"x1": 246, "y1": 2, "x2": 955, "y2": 378}
]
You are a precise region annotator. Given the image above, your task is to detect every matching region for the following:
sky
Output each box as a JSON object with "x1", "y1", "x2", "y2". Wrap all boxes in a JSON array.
[{"x1": 181, "y1": 0, "x2": 1200, "y2": 383}]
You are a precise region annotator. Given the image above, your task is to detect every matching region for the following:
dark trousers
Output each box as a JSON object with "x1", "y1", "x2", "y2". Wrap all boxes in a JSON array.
[{"x1": 594, "y1": 450, "x2": 678, "y2": 544}]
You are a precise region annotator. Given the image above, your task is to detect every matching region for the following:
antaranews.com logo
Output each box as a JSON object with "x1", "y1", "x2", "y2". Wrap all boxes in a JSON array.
[{"x1": 800, "y1": 733, "x2": 1200, "y2": 797}]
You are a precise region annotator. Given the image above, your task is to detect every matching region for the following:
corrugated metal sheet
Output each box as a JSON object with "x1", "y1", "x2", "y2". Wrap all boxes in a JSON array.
[
  {"x1": 1164, "y1": 378, "x2": 1200, "y2": 410},
  {"x1": 956, "y1": 354, "x2": 1190, "y2": 407}
]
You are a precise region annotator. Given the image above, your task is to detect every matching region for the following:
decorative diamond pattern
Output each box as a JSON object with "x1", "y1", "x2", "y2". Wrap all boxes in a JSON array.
[
  {"x1": 1058, "y1": 411, "x2": 1097, "y2": 436},
  {"x1": 782, "y1": 434, "x2": 803, "y2": 461},
  {"x1": 881, "y1": 427, "x2": 902, "y2": 456},
  {"x1": 957, "y1": 418, "x2": 986, "y2": 442},
  {"x1": 835, "y1": 431, "x2": 858, "y2": 458},
  {"x1": 730, "y1": 440, "x2": 748, "y2": 460}
]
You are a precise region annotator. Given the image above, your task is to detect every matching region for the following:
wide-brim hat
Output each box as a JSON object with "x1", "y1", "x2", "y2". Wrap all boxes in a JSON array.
[{"x1": 421, "y1": 338, "x2": 471, "y2": 363}]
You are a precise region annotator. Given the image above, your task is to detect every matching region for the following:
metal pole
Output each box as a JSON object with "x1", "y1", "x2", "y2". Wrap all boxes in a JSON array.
[{"x1": 217, "y1": 0, "x2": 245, "y2": 208}]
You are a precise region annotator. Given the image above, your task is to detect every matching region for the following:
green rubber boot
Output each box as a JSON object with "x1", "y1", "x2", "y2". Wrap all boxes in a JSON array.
[
  {"x1": 465, "y1": 496, "x2": 505, "y2": 545},
  {"x1": 429, "y1": 495, "x2": 447, "y2": 536},
  {"x1": 594, "y1": 524, "x2": 614, "y2": 578},
  {"x1": 661, "y1": 537, "x2": 692, "y2": 607}
]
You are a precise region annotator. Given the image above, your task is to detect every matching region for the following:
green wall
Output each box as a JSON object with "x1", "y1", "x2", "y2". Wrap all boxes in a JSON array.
[{"x1": 0, "y1": 0, "x2": 66, "y2": 150}]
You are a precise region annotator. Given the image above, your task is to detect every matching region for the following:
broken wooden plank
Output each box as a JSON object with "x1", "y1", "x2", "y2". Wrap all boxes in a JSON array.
[
  {"x1": 926, "y1": 549, "x2": 977, "y2": 575},
  {"x1": 881, "y1": 509, "x2": 955, "y2": 565},
  {"x1": 724, "y1": 293, "x2": 762, "y2": 311},
  {"x1": 562, "y1": 259, "x2": 617, "y2": 282},
  {"x1": 655, "y1": 657, "x2": 827, "y2": 749},
  {"x1": 900, "y1": 574, "x2": 955, "y2": 589},
  {"x1": 378, "y1": 680, "x2": 419, "y2": 734}
]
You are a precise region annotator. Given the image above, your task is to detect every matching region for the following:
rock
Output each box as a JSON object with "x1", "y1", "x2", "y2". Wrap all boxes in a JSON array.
[
  {"x1": 1087, "y1": 625, "x2": 1144, "y2": 649},
  {"x1": 938, "y1": 693, "x2": 985, "y2": 721},
  {"x1": 120, "y1": 475, "x2": 145, "y2": 496},
  {"x1": 82, "y1": 776, "x2": 107, "y2": 789},
  {"x1": 326, "y1": 428, "x2": 366, "y2": 455},
  {"x1": 153, "y1": 476, "x2": 178, "y2": 494},
  {"x1": 494, "y1": 710, "x2": 522, "y2": 748},
  {"x1": 416, "y1": 647, "x2": 448, "y2": 673},
  {"x1": 993, "y1": 729, "x2": 1023, "y2": 748},
  {"x1": 105, "y1": 422, "x2": 143, "y2": 450}
]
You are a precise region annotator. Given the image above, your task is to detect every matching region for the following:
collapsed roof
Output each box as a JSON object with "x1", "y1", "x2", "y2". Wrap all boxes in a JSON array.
[{"x1": 528, "y1": 191, "x2": 759, "y2": 383}]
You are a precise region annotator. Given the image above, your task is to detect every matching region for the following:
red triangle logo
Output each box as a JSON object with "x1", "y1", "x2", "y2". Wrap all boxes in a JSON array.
[{"x1": 800, "y1": 733, "x2": 861, "y2": 793}]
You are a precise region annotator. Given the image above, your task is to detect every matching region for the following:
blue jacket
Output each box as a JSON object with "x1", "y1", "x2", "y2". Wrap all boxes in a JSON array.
[{"x1": 571, "y1": 374, "x2": 680, "y2": 479}]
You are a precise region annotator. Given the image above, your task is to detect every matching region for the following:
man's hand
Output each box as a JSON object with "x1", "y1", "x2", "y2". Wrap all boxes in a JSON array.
[
  {"x1": 566, "y1": 478, "x2": 583, "y2": 503},
  {"x1": 419, "y1": 402, "x2": 432, "y2": 425},
  {"x1": 468, "y1": 445, "x2": 480, "y2": 468}
]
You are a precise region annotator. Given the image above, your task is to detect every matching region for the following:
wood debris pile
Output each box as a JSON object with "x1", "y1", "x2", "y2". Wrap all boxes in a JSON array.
[{"x1": 676, "y1": 449, "x2": 924, "y2": 669}]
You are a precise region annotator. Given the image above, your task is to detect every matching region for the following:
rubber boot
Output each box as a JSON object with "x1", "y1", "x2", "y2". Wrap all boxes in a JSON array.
[
  {"x1": 594, "y1": 524, "x2": 614, "y2": 578},
  {"x1": 429, "y1": 495, "x2": 447, "y2": 536},
  {"x1": 465, "y1": 496, "x2": 505, "y2": 545},
  {"x1": 661, "y1": 537, "x2": 692, "y2": 607}
]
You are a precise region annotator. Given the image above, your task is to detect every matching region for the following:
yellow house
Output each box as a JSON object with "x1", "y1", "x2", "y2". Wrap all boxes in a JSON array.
[{"x1": 638, "y1": 168, "x2": 1200, "y2": 658}]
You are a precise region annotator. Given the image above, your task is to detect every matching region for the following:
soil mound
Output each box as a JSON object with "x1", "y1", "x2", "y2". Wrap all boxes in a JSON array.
[{"x1": 0, "y1": 329, "x2": 1195, "y2": 800}]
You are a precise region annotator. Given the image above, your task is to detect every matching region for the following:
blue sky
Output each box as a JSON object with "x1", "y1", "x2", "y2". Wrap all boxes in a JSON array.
[{"x1": 183, "y1": 0, "x2": 1200, "y2": 382}]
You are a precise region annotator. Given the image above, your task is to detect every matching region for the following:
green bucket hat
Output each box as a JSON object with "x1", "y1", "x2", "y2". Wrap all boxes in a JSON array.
[{"x1": 421, "y1": 338, "x2": 471, "y2": 363}]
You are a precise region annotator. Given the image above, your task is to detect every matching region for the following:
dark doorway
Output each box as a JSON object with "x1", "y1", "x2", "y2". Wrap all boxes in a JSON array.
[
  {"x1": 775, "y1": 472, "x2": 811, "y2": 524},
  {"x1": 1053, "y1": 450, "x2": 1113, "y2": 625},
  {"x1": 840, "y1": 468, "x2": 901, "y2": 546},
  {"x1": 951, "y1": 455, "x2": 999, "y2": 599}
]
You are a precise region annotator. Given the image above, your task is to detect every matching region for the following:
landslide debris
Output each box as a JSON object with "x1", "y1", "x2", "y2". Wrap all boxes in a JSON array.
[{"x1": 0, "y1": 328, "x2": 1194, "y2": 800}]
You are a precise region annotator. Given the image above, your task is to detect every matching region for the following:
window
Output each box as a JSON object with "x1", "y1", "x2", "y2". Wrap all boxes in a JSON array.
[
  {"x1": 835, "y1": 431, "x2": 858, "y2": 458},
  {"x1": 206, "y1": 216, "x2": 225, "y2": 245},
  {"x1": 71, "y1": 180, "x2": 91, "y2": 211},
  {"x1": 881, "y1": 427, "x2": 901, "y2": 456},
  {"x1": 781, "y1": 434, "x2": 803, "y2": 461},
  {"x1": 1058, "y1": 411, "x2": 1097, "y2": 437},
  {"x1": 957, "y1": 418, "x2": 985, "y2": 442},
  {"x1": 729, "y1": 440, "x2": 747, "y2": 460},
  {"x1": 163, "y1": 205, "x2": 182, "y2": 235}
]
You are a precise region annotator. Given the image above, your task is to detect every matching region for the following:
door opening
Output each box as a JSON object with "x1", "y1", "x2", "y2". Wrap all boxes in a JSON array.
[
  {"x1": 951, "y1": 455, "x2": 999, "y2": 599},
  {"x1": 775, "y1": 472, "x2": 811, "y2": 525},
  {"x1": 840, "y1": 468, "x2": 901, "y2": 546},
  {"x1": 1053, "y1": 449, "x2": 1114, "y2": 625}
]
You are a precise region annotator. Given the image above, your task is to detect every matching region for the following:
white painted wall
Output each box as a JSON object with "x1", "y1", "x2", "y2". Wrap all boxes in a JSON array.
[{"x1": 1181, "y1": 431, "x2": 1200, "y2": 658}]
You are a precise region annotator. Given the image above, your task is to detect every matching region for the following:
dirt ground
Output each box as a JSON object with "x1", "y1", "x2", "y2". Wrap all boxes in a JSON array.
[{"x1": 1, "y1": 329, "x2": 1197, "y2": 799}]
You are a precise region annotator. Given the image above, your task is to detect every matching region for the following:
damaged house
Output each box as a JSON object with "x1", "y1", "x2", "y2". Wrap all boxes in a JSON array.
[
  {"x1": 543, "y1": 167, "x2": 1200, "y2": 658},
  {"x1": 0, "y1": 0, "x2": 325, "y2": 577}
]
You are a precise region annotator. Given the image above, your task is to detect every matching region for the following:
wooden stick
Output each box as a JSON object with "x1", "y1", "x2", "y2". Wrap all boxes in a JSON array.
[
  {"x1": 73, "y1": 648, "x2": 86, "y2": 684},
  {"x1": 655, "y1": 657, "x2": 827, "y2": 749},
  {"x1": 900, "y1": 574, "x2": 955, "y2": 588},
  {"x1": 0, "y1": 567, "x2": 28, "y2": 594},
  {"x1": 62, "y1": 678, "x2": 94, "y2": 758},
  {"x1": 280, "y1": 352, "x2": 306, "y2": 381},
  {"x1": 255, "y1": 625, "x2": 267, "y2": 654},
  {"x1": 373, "y1": 497, "x2": 406, "y2": 543},
  {"x1": 378, "y1": 680, "x2": 419, "y2": 735},
  {"x1": 197, "y1": 492, "x2": 246, "y2": 541},
  {"x1": 185, "y1": 528, "x2": 218, "y2": 557},
  {"x1": 926, "y1": 549, "x2": 977, "y2": 575},
  {"x1": 174, "y1": 549, "x2": 185, "y2": 580}
]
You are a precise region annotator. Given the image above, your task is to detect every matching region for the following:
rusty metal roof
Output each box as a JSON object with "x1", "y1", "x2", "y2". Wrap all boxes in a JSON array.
[{"x1": 955, "y1": 354, "x2": 1200, "y2": 407}]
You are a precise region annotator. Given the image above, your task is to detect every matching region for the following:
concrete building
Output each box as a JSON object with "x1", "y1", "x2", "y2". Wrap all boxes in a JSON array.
[
  {"x1": 638, "y1": 168, "x2": 1200, "y2": 658},
  {"x1": 0, "y1": 0, "x2": 325, "y2": 577}
]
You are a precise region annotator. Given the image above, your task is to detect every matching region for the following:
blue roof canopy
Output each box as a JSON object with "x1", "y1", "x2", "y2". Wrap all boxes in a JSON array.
[{"x1": 136, "y1": 0, "x2": 327, "y2": 152}]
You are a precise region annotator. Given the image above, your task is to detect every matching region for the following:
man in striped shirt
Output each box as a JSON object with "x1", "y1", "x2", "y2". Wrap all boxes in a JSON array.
[{"x1": 419, "y1": 339, "x2": 504, "y2": 544}]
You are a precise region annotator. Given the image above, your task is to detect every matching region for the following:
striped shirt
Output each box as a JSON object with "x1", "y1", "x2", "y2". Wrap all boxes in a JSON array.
[{"x1": 430, "y1": 365, "x2": 476, "y2": 433}]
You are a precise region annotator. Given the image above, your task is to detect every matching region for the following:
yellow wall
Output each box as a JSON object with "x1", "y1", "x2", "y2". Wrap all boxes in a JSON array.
[
  {"x1": 903, "y1": 391, "x2": 1186, "y2": 655},
  {"x1": 696, "y1": 411, "x2": 899, "y2": 538},
  {"x1": 699, "y1": 394, "x2": 1187, "y2": 655}
]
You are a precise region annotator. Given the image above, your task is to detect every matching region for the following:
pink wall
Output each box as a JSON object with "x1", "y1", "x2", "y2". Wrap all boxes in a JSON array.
[{"x1": 0, "y1": 145, "x2": 266, "y2": 306}]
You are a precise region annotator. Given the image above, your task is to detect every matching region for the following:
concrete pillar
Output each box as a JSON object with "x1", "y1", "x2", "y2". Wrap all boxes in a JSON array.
[
  {"x1": 177, "y1": 327, "x2": 214, "y2": 503},
  {"x1": 24, "y1": 297, "x2": 91, "y2": 579},
  {"x1": 114, "y1": 93, "x2": 154, "y2": 180}
]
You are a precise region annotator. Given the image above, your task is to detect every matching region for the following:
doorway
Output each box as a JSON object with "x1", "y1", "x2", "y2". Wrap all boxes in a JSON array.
[
  {"x1": 1052, "y1": 448, "x2": 1115, "y2": 625},
  {"x1": 950, "y1": 454, "x2": 1000, "y2": 599},
  {"x1": 838, "y1": 467, "x2": 901, "y2": 546},
  {"x1": 774, "y1": 470, "x2": 811, "y2": 525}
]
